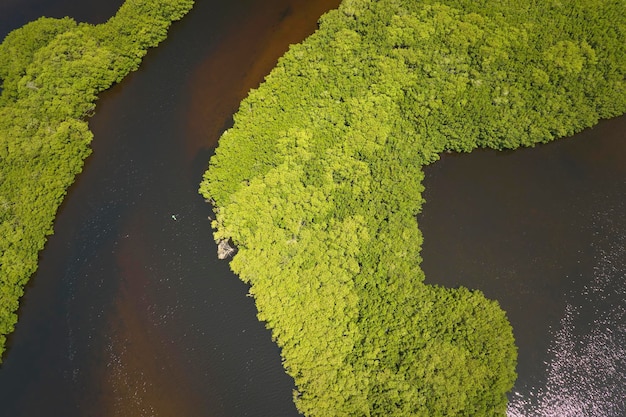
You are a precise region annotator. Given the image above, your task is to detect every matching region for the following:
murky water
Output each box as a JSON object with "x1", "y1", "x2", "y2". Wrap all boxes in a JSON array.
[
  {"x1": 0, "y1": 0, "x2": 123, "y2": 39},
  {"x1": 2, "y1": 0, "x2": 624, "y2": 415},
  {"x1": 507, "y1": 208, "x2": 626, "y2": 417},
  {"x1": 419, "y1": 116, "x2": 626, "y2": 416},
  {"x1": 0, "y1": 0, "x2": 339, "y2": 416}
]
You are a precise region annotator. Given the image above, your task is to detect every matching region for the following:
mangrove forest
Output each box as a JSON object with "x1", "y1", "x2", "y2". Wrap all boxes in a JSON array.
[
  {"x1": 200, "y1": 0, "x2": 625, "y2": 415},
  {"x1": 0, "y1": 0, "x2": 194, "y2": 361}
]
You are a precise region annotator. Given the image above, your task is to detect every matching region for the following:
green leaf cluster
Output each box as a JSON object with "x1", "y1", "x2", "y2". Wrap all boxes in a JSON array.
[
  {"x1": 200, "y1": 0, "x2": 625, "y2": 415},
  {"x1": 0, "y1": 0, "x2": 194, "y2": 361}
]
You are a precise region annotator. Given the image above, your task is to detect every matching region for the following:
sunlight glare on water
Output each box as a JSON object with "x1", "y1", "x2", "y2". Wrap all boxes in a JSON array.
[{"x1": 507, "y1": 210, "x2": 626, "y2": 417}]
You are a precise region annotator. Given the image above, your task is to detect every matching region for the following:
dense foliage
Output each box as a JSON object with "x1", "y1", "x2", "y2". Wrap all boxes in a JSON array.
[
  {"x1": 0, "y1": 0, "x2": 194, "y2": 361},
  {"x1": 201, "y1": 0, "x2": 625, "y2": 415}
]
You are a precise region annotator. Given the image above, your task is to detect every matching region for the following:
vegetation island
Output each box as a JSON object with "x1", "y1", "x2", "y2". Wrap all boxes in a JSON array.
[
  {"x1": 0, "y1": 0, "x2": 624, "y2": 414},
  {"x1": 0, "y1": 0, "x2": 194, "y2": 361},
  {"x1": 200, "y1": 0, "x2": 625, "y2": 415}
]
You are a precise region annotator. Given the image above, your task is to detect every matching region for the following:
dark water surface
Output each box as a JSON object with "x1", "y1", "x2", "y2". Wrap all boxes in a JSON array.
[
  {"x1": 2, "y1": 0, "x2": 625, "y2": 416},
  {"x1": 0, "y1": 0, "x2": 124, "y2": 39},
  {"x1": 419, "y1": 116, "x2": 626, "y2": 416},
  {"x1": 0, "y1": 0, "x2": 339, "y2": 416}
]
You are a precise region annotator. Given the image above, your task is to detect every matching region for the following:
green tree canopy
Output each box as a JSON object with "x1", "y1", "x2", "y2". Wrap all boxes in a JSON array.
[
  {"x1": 0, "y1": 0, "x2": 194, "y2": 362},
  {"x1": 200, "y1": 0, "x2": 625, "y2": 415}
]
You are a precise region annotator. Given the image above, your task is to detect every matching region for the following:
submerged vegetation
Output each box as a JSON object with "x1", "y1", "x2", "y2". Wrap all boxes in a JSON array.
[
  {"x1": 0, "y1": 0, "x2": 194, "y2": 361},
  {"x1": 201, "y1": 0, "x2": 625, "y2": 415}
]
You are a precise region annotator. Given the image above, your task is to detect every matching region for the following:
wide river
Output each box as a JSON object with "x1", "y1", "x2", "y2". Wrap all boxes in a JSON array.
[
  {"x1": 0, "y1": 1, "x2": 624, "y2": 416},
  {"x1": 420, "y1": 116, "x2": 626, "y2": 416}
]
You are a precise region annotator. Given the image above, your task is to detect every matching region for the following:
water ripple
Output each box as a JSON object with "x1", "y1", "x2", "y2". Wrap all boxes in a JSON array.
[{"x1": 508, "y1": 211, "x2": 626, "y2": 417}]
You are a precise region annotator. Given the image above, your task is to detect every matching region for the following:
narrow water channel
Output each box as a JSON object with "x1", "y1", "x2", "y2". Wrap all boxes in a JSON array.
[
  {"x1": 2, "y1": 1, "x2": 624, "y2": 416},
  {"x1": 419, "y1": 115, "x2": 626, "y2": 416},
  {"x1": 0, "y1": 0, "x2": 339, "y2": 416}
]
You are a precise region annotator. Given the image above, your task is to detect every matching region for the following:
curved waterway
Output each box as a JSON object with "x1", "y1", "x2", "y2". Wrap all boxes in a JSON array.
[
  {"x1": 2, "y1": 1, "x2": 625, "y2": 415},
  {"x1": 419, "y1": 115, "x2": 626, "y2": 416},
  {"x1": 0, "y1": 0, "x2": 339, "y2": 416}
]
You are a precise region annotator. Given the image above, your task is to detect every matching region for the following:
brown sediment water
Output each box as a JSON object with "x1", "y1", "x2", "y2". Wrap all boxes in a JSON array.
[
  {"x1": 184, "y1": 0, "x2": 342, "y2": 153},
  {"x1": 0, "y1": 0, "x2": 340, "y2": 416},
  {"x1": 95, "y1": 214, "x2": 201, "y2": 417},
  {"x1": 2, "y1": 0, "x2": 624, "y2": 415}
]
